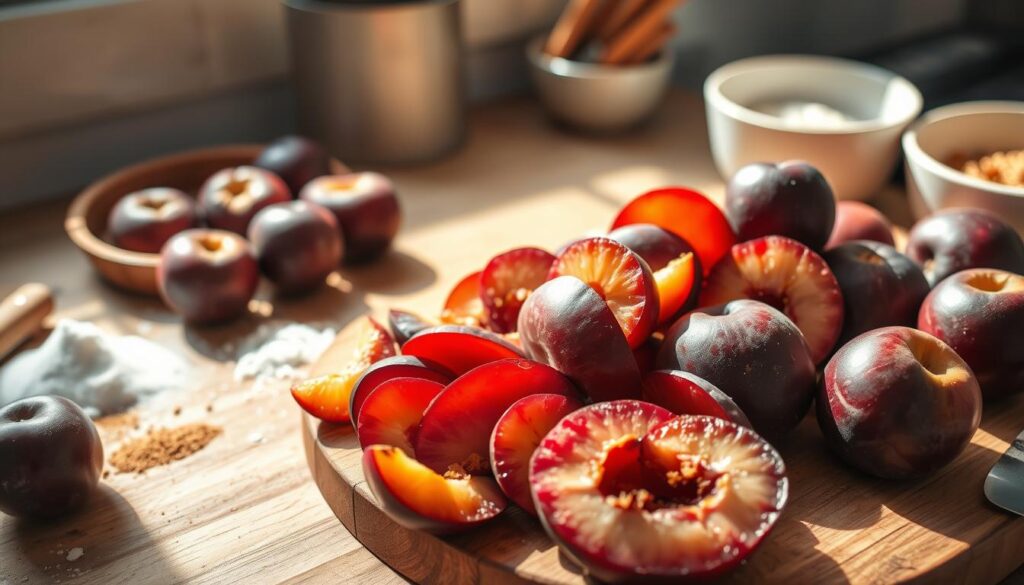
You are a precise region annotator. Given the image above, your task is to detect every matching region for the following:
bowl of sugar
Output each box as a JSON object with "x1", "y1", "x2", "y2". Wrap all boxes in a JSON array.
[{"x1": 704, "y1": 55, "x2": 922, "y2": 200}]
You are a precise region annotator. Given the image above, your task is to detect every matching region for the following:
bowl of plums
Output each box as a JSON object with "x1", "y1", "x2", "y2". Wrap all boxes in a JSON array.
[{"x1": 66, "y1": 136, "x2": 402, "y2": 322}]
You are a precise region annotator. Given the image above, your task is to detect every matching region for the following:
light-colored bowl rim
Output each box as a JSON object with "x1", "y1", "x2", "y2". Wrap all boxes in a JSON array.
[
  {"x1": 65, "y1": 144, "x2": 267, "y2": 270},
  {"x1": 902, "y1": 100, "x2": 1024, "y2": 199},
  {"x1": 525, "y1": 35, "x2": 674, "y2": 80},
  {"x1": 704, "y1": 54, "x2": 923, "y2": 136}
]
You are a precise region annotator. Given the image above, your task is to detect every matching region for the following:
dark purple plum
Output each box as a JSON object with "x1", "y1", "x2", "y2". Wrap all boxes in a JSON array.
[
  {"x1": 157, "y1": 229, "x2": 260, "y2": 324},
  {"x1": 906, "y1": 208, "x2": 1024, "y2": 286},
  {"x1": 300, "y1": 172, "x2": 401, "y2": 264},
  {"x1": 247, "y1": 200, "x2": 343, "y2": 295},
  {"x1": 108, "y1": 188, "x2": 197, "y2": 253},
  {"x1": 0, "y1": 396, "x2": 103, "y2": 519},
  {"x1": 253, "y1": 135, "x2": 333, "y2": 194},
  {"x1": 198, "y1": 166, "x2": 291, "y2": 235},
  {"x1": 655, "y1": 299, "x2": 816, "y2": 438},
  {"x1": 725, "y1": 160, "x2": 836, "y2": 250},
  {"x1": 824, "y1": 240, "x2": 930, "y2": 348},
  {"x1": 818, "y1": 326, "x2": 981, "y2": 479},
  {"x1": 918, "y1": 268, "x2": 1024, "y2": 401}
]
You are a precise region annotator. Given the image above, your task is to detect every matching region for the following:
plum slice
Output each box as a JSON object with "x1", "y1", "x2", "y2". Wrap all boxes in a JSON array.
[
  {"x1": 530, "y1": 403, "x2": 787, "y2": 583},
  {"x1": 643, "y1": 370, "x2": 751, "y2": 427},
  {"x1": 387, "y1": 309, "x2": 434, "y2": 345},
  {"x1": 611, "y1": 187, "x2": 737, "y2": 275},
  {"x1": 489, "y1": 393, "x2": 583, "y2": 515},
  {"x1": 291, "y1": 317, "x2": 396, "y2": 423},
  {"x1": 414, "y1": 359, "x2": 577, "y2": 475},
  {"x1": 653, "y1": 250, "x2": 701, "y2": 325},
  {"x1": 357, "y1": 377, "x2": 445, "y2": 453},
  {"x1": 348, "y1": 355, "x2": 453, "y2": 428},
  {"x1": 480, "y1": 247, "x2": 557, "y2": 333},
  {"x1": 700, "y1": 236, "x2": 844, "y2": 363},
  {"x1": 440, "y1": 270, "x2": 487, "y2": 328},
  {"x1": 518, "y1": 276, "x2": 644, "y2": 402},
  {"x1": 401, "y1": 325, "x2": 524, "y2": 376},
  {"x1": 362, "y1": 445, "x2": 507, "y2": 534},
  {"x1": 548, "y1": 237, "x2": 659, "y2": 348}
]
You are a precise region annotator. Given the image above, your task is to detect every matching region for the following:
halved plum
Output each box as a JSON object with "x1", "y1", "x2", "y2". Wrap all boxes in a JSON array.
[
  {"x1": 414, "y1": 359, "x2": 577, "y2": 475},
  {"x1": 479, "y1": 247, "x2": 557, "y2": 333},
  {"x1": 356, "y1": 377, "x2": 446, "y2": 453},
  {"x1": 700, "y1": 236, "x2": 844, "y2": 363},
  {"x1": 531, "y1": 404, "x2": 787, "y2": 583},
  {"x1": 362, "y1": 445, "x2": 507, "y2": 534},
  {"x1": 291, "y1": 317, "x2": 397, "y2": 423},
  {"x1": 401, "y1": 325, "x2": 524, "y2": 376},
  {"x1": 489, "y1": 393, "x2": 583, "y2": 515},
  {"x1": 349, "y1": 355, "x2": 454, "y2": 430},
  {"x1": 518, "y1": 276, "x2": 644, "y2": 402},
  {"x1": 643, "y1": 370, "x2": 751, "y2": 427},
  {"x1": 440, "y1": 270, "x2": 487, "y2": 328},
  {"x1": 548, "y1": 237, "x2": 659, "y2": 348},
  {"x1": 388, "y1": 309, "x2": 434, "y2": 345},
  {"x1": 611, "y1": 187, "x2": 737, "y2": 275}
]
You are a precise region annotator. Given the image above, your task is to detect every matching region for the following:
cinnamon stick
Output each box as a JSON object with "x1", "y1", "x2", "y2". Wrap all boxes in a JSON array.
[
  {"x1": 625, "y1": 22, "x2": 677, "y2": 64},
  {"x1": 600, "y1": 0, "x2": 681, "y2": 65},
  {"x1": 544, "y1": 0, "x2": 607, "y2": 59},
  {"x1": 596, "y1": 0, "x2": 650, "y2": 42}
]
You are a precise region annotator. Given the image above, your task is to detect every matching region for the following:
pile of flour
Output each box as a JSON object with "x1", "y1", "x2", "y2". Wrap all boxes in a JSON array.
[
  {"x1": 233, "y1": 323, "x2": 336, "y2": 384},
  {"x1": 0, "y1": 320, "x2": 190, "y2": 417}
]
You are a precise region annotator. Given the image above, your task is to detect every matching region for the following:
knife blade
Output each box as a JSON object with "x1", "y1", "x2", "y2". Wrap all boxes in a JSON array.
[{"x1": 985, "y1": 428, "x2": 1024, "y2": 516}]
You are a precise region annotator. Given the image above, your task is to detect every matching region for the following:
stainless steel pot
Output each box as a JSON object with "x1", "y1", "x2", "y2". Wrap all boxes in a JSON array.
[{"x1": 284, "y1": 0, "x2": 465, "y2": 165}]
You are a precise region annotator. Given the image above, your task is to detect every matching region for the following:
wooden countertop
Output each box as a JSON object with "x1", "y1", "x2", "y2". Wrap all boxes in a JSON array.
[{"x1": 0, "y1": 90, "x2": 1019, "y2": 584}]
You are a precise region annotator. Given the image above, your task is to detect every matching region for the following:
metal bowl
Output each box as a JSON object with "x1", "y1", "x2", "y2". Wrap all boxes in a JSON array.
[{"x1": 526, "y1": 36, "x2": 675, "y2": 133}]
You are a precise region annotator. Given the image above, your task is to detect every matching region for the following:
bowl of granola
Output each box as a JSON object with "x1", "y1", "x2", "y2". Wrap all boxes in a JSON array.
[{"x1": 904, "y1": 101, "x2": 1024, "y2": 233}]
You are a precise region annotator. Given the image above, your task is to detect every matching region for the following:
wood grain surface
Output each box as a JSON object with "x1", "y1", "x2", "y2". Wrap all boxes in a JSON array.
[{"x1": 1, "y1": 91, "x2": 1021, "y2": 584}]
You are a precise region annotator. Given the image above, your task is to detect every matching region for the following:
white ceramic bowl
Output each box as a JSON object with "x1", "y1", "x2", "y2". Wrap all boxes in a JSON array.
[
  {"x1": 704, "y1": 55, "x2": 923, "y2": 200},
  {"x1": 526, "y1": 37, "x2": 674, "y2": 133},
  {"x1": 903, "y1": 101, "x2": 1024, "y2": 234}
]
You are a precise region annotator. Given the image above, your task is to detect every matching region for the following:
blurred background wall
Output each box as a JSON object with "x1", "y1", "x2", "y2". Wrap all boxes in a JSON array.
[{"x1": 0, "y1": 0, "x2": 1013, "y2": 207}]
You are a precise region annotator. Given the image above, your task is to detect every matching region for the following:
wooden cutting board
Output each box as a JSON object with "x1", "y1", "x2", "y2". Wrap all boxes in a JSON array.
[{"x1": 303, "y1": 321, "x2": 1024, "y2": 585}]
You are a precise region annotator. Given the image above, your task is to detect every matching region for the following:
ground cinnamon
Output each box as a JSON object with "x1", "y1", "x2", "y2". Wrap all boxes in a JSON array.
[{"x1": 109, "y1": 424, "x2": 222, "y2": 473}]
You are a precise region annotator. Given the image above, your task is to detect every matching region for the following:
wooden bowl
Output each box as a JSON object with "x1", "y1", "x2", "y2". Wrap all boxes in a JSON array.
[{"x1": 65, "y1": 144, "x2": 348, "y2": 296}]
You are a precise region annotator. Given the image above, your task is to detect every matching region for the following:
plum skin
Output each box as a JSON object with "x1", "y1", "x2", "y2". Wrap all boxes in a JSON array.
[
  {"x1": 817, "y1": 326, "x2": 982, "y2": 479},
  {"x1": 247, "y1": 200, "x2": 343, "y2": 295},
  {"x1": 0, "y1": 396, "x2": 103, "y2": 519},
  {"x1": 905, "y1": 208, "x2": 1024, "y2": 286},
  {"x1": 918, "y1": 269, "x2": 1024, "y2": 401},
  {"x1": 656, "y1": 299, "x2": 816, "y2": 438},
  {"x1": 824, "y1": 240, "x2": 930, "y2": 349},
  {"x1": 725, "y1": 161, "x2": 836, "y2": 250},
  {"x1": 157, "y1": 229, "x2": 260, "y2": 324},
  {"x1": 518, "y1": 276, "x2": 643, "y2": 402}
]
